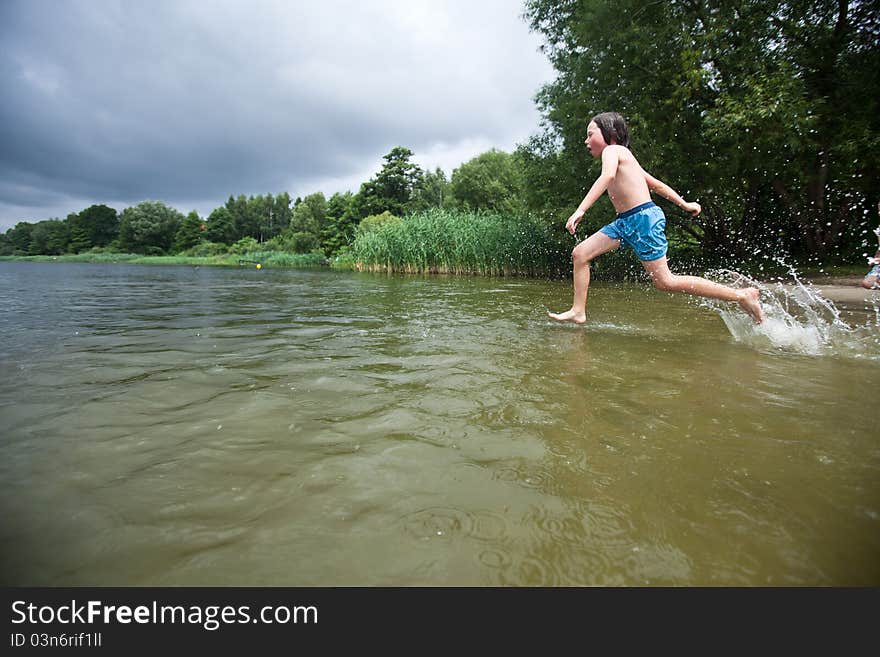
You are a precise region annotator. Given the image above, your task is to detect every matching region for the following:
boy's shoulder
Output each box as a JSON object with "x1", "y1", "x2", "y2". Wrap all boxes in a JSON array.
[
  {"x1": 606, "y1": 144, "x2": 636, "y2": 162},
  {"x1": 602, "y1": 144, "x2": 631, "y2": 157}
]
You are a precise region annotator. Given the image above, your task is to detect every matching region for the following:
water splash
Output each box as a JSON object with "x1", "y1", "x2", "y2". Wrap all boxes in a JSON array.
[{"x1": 699, "y1": 267, "x2": 880, "y2": 358}]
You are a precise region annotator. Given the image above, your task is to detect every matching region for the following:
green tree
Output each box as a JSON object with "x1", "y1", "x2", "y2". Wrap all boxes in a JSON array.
[
  {"x1": 29, "y1": 219, "x2": 70, "y2": 255},
  {"x1": 321, "y1": 191, "x2": 358, "y2": 255},
  {"x1": 290, "y1": 192, "x2": 326, "y2": 235},
  {"x1": 522, "y1": 0, "x2": 880, "y2": 265},
  {"x1": 67, "y1": 211, "x2": 89, "y2": 253},
  {"x1": 286, "y1": 193, "x2": 327, "y2": 253},
  {"x1": 412, "y1": 167, "x2": 450, "y2": 211},
  {"x1": 515, "y1": 133, "x2": 573, "y2": 224},
  {"x1": 118, "y1": 201, "x2": 184, "y2": 254},
  {"x1": 29, "y1": 220, "x2": 53, "y2": 255},
  {"x1": 6, "y1": 222, "x2": 34, "y2": 255},
  {"x1": 222, "y1": 193, "x2": 291, "y2": 242},
  {"x1": 449, "y1": 150, "x2": 525, "y2": 215},
  {"x1": 226, "y1": 194, "x2": 254, "y2": 241},
  {"x1": 174, "y1": 211, "x2": 206, "y2": 252},
  {"x1": 702, "y1": 0, "x2": 880, "y2": 259},
  {"x1": 247, "y1": 193, "x2": 273, "y2": 242},
  {"x1": 354, "y1": 146, "x2": 425, "y2": 219},
  {"x1": 272, "y1": 192, "x2": 293, "y2": 238},
  {"x1": 206, "y1": 206, "x2": 236, "y2": 245},
  {"x1": 68, "y1": 204, "x2": 119, "y2": 252},
  {"x1": 250, "y1": 194, "x2": 268, "y2": 242}
]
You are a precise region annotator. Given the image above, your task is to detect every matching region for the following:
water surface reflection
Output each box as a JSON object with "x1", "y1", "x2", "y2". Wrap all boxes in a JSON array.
[{"x1": 0, "y1": 262, "x2": 877, "y2": 585}]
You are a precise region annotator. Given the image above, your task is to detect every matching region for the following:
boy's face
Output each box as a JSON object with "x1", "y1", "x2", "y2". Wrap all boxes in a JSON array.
[{"x1": 585, "y1": 121, "x2": 608, "y2": 157}]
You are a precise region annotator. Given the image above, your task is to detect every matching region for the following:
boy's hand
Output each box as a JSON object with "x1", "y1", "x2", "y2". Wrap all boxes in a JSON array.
[
  {"x1": 868, "y1": 256, "x2": 880, "y2": 265},
  {"x1": 683, "y1": 201, "x2": 701, "y2": 217},
  {"x1": 565, "y1": 209, "x2": 584, "y2": 235}
]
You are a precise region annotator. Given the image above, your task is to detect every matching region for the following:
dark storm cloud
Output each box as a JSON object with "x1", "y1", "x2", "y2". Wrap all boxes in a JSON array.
[{"x1": 0, "y1": 0, "x2": 553, "y2": 229}]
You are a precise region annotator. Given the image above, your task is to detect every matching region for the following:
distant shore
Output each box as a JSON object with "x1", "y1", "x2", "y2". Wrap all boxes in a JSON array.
[
  {"x1": 0, "y1": 252, "x2": 331, "y2": 269},
  {"x1": 1, "y1": 255, "x2": 877, "y2": 296}
]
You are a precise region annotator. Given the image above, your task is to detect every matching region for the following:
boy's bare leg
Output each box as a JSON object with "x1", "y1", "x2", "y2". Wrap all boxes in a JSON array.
[
  {"x1": 642, "y1": 257, "x2": 765, "y2": 323},
  {"x1": 549, "y1": 232, "x2": 620, "y2": 323}
]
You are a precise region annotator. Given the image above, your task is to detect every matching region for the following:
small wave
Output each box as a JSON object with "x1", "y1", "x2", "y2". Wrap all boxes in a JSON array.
[
  {"x1": 700, "y1": 268, "x2": 880, "y2": 358},
  {"x1": 584, "y1": 321, "x2": 648, "y2": 335},
  {"x1": 546, "y1": 319, "x2": 647, "y2": 335}
]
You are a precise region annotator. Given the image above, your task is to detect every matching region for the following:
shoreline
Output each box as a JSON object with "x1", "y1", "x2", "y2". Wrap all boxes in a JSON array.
[
  {"x1": 0, "y1": 252, "x2": 331, "y2": 269},
  {"x1": 798, "y1": 274, "x2": 872, "y2": 286},
  {"x1": 755, "y1": 272, "x2": 877, "y2": 309},
  {"x1": 788, "y1": 276, "x2": 880, "y2": 307},
  {"x1": 2, "y1": 255, "x2": 878, "y2": 291}
]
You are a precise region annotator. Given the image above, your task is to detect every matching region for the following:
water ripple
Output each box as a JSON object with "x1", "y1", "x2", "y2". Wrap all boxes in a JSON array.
[{"x1": 0, "y1": 263, "x2": 876, "y2": 586}]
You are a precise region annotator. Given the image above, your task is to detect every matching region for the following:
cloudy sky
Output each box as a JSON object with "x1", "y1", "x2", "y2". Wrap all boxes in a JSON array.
[{"x1": 0, "y1": 0, "x2": 555, "y2": 232}]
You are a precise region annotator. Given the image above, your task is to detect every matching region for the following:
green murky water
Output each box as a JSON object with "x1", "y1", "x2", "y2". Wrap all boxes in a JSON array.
[{"x1": 1, "y1": 261, "x2": 877, "y2": 585}]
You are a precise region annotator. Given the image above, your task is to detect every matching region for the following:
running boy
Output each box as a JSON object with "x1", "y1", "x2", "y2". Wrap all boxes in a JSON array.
[{"x1": 548, "y1": 112, "x2": 764, "y2": 324}]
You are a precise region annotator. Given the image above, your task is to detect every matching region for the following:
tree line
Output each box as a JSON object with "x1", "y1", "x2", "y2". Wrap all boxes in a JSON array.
[
  {"x1": 3, "y1": 0, "x2": 877, "y2": 272},
  {"x1": 0, "y1": 146, "x2": 526, "y2": 260},
  {"x1": 519, "y1": 0, "x2": 879, "y2": 268}
]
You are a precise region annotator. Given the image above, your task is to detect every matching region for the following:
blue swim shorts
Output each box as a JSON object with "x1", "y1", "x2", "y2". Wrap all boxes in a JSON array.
[
  {"x1": 868, "y1": 264, "x2": 880, "y2": 278},
  {"x1": 599, "y1": 201, "x2": 668, "y2": 261}
]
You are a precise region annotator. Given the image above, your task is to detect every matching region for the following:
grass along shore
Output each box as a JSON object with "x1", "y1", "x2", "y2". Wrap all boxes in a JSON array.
[
  {"x1": 0, "y1": 251, "x2": 328, "y2": 268},
  {"x1": 348, "y1": 209, "x2": 559, "y2": 277}
]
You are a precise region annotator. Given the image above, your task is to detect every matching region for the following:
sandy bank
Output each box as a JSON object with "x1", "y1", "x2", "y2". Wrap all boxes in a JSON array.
[{"x1": 787, "y1": 275, "x2": 879, "y2": 308}]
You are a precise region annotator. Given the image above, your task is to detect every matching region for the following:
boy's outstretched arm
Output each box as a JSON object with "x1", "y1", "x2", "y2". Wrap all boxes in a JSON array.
[
  {"x1": 565, "y1": 148, "x2": 620, "y2": 234},
  {"x1": 644, "y1": 172, "x2": 701, "y2": 216}
]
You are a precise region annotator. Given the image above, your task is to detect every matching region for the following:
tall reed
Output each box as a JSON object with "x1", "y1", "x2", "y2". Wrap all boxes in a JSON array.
[{"x1": 348, "y1": 209, "x2": 557, "y2": 276}]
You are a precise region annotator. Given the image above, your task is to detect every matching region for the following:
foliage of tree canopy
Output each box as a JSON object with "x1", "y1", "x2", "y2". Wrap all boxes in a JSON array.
[
  {"x1": 520, "y1": 0, "x2": 880, "y2": 266},
  {"x1": 223, "y1": 192, "x2": 292, "y2": 244},
  {"x1": 28, "y1": 219, "x2": 70, "y2": 256},
  {"x1": 118, "y1": 201, "x2": 185, "y2": 255},
  {"x1": 449, "y1": 149, "x2": 526, "y2": 216},
  {"x1": 412, "y1": 167, "x2": 450, "y2": 212},
  {"x1": 69, "y1": 204, "x2": 119, "y2": 253},
  {"x1": 174, "y1": 211, "x2": 207, "y2": 253},
  {"x1": 354, "y1": 146, "x2": 426, "y2": 219}
]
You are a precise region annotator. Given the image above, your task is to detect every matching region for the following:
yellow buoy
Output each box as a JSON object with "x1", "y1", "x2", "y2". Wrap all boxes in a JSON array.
[{"x1": 256, "y1": 263, "x2": 262, "y2": 270}]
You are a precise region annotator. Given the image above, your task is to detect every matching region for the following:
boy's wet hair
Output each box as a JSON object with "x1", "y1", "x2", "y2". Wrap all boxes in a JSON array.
[{"x1": 591, "y1": 112, "x2": 630, "y2": 148}]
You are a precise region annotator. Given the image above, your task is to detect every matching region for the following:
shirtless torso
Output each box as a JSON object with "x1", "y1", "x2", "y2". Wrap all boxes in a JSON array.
[{"x1": 601, "y1": 145, "x2": 652, "y2": 214}]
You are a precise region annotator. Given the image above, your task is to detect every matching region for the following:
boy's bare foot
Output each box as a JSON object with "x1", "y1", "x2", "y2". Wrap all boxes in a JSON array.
[
  {"x1": 737, "y1": 288, "x2": 764, "y2": 324},
  {"x1": 547, "y1": 309, "x2": 586, "y2": 324}
]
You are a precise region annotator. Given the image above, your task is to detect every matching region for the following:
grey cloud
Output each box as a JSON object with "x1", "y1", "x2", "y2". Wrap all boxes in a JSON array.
[{"x1": 0, "y1": 0, "x2": 553, "y2": 230}]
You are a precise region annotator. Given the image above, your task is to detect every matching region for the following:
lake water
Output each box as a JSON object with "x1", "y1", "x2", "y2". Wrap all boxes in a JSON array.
[{"x1": 1, "y1": 261, "x2": 878, "y2": 585}]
